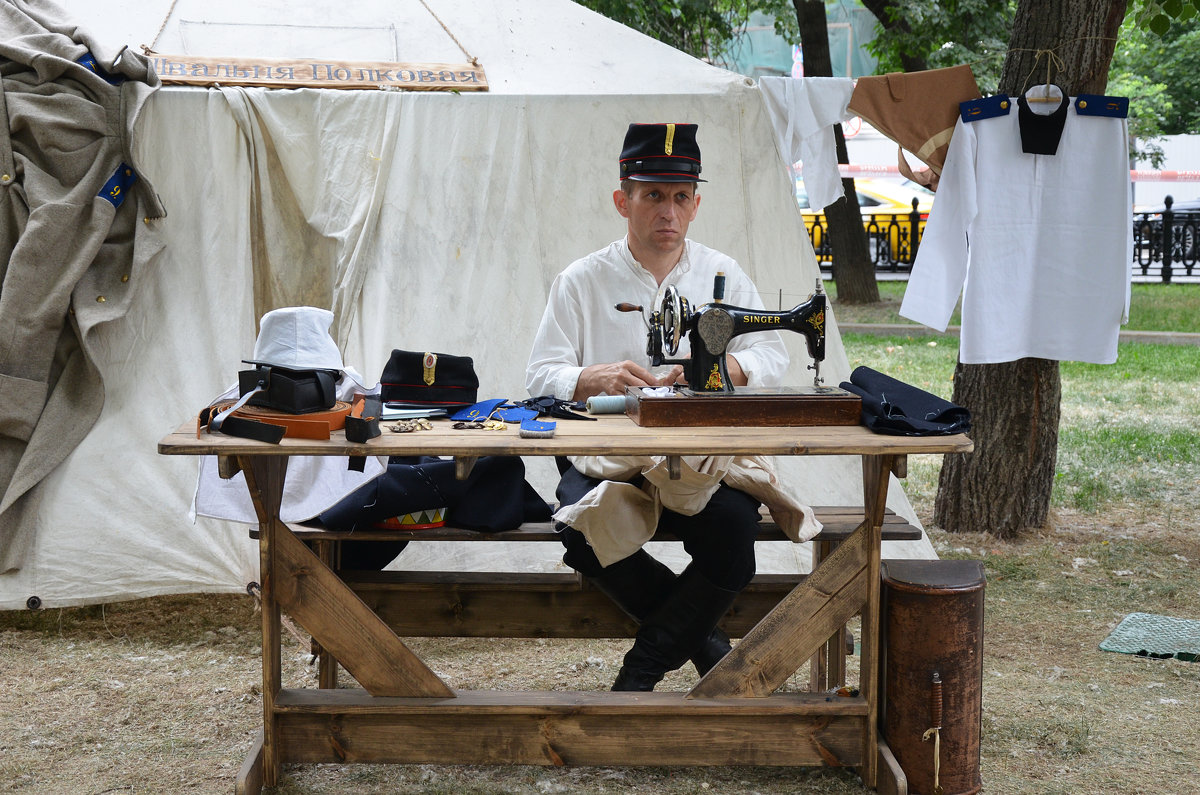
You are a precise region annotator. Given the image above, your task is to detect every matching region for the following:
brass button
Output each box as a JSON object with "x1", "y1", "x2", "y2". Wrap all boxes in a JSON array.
[
  {"x1": 0, "y1": 174, "x2": 10, "y2": 183},
  {"x1": 121, "y1": 274, "x2": 130, "y2": 283},
  {"x1": 96, "y1": 296, "x2": 106, "y2": 303},
  {"x1": 1000, "y1": 100, "x2": 1009, "y2": 110},
  {"x1": 1079, "y1": 100, "x2": 1088, "y2": 109}
]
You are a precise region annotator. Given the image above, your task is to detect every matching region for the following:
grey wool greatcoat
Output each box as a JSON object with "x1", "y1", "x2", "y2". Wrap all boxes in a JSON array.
[{"x1": 0, "y1": 0, "x2": 165, "y2": 572}]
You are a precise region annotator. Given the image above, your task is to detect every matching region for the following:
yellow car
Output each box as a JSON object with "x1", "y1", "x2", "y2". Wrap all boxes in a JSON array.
[{"x1": 797, "y1": 178, "x2": 933, "y2": 266}]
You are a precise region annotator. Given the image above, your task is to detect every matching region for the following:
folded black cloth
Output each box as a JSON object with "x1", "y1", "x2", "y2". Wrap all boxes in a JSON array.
[
  {"x1": 517, "y1": 395, "x2": 596, "y2": 420},
  {"x1": 320, "y1": 455, "x2": 552, "y2": 533},
  {"x1": 839, "y1": 366, "x2": 971, "y2": 436}
]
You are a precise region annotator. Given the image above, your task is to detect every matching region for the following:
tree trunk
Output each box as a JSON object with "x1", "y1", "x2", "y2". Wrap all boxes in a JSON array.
[
  {"x1": 792, "y1": 0, "x2": 879, "y2": 303},
  {"x1": 934, "y1": 0, "x2": 1127, "y2": 537}
]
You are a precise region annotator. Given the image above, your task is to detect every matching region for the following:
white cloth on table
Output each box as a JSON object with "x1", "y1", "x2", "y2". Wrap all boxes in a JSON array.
[{"x1": 192, "y1": 366, "x2": 384, "y2": 524}]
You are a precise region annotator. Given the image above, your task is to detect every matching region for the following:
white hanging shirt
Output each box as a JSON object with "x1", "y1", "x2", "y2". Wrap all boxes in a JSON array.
[
  {"x1": 759, "y1": 76, "x2": 856, "y2": 211},
  {"x1": 900, "y1": 88, "x2": 1133, "y2": 364}
]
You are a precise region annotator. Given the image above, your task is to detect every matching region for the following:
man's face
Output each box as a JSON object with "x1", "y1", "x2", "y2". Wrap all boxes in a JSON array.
[{"x1": 614, "y1": 180, "x2": 701, "y2": 260}]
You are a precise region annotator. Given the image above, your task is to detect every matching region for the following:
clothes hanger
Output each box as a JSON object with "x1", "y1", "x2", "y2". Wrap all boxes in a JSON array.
[{"x1": 1023, "y1": 50, "x2": 1066, "y2": 102}]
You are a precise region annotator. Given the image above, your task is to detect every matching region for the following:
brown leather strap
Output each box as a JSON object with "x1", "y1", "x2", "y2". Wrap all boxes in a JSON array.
[{"x1": 203, "y1": 400, "x2": 353, "y2": 440}]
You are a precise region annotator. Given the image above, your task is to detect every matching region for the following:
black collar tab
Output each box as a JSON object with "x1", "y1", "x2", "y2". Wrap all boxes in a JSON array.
[{"x1": 1018, "y1": 92, "x2": 1068, "y2": 156}]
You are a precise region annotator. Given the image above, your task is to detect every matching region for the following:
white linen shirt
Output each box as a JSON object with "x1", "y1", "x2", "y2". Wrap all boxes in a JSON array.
[
  {"x1": 899, "y1": 96, "x2": 1132, "y2": 364},
  {"x1": 760, "y1": 76, "x2": 856, "y2": 211},
  {"x1": 526, "y1": 237, "x2": 789, "y2": 399}
]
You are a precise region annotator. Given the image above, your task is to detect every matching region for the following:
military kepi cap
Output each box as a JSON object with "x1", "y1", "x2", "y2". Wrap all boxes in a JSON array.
[{"x1": 619, "y1": 122, "x2": 704, "y2": 183}]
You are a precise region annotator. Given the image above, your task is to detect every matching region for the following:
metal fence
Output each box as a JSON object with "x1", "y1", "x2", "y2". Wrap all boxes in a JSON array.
[
  {"x1": 1133, "y1": 199, "x2": 1198, "y2": 283},
  {"x1": 808, "y1": 199, "x2": 1199, "y2": 283},
  {"x1": 807, "y1": 201, "x2": 925, "y2": 274}
]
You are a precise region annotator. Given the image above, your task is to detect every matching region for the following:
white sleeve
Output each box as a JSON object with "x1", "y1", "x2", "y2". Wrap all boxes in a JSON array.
[
  {"x1": 900, "y1": 117, "x2": 977, "y2": 331},
  {"x1": 525, "y1": 272, "x2": 585, "y2": 400}
]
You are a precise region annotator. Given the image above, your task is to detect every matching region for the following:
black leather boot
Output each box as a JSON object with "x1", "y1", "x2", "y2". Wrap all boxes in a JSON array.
[
  {"x1": 611, "y1": 567, "x2": 740, "y2": 692},
  {"x1": 589, "y1": 552, "x2": 732, "y2": 677}
]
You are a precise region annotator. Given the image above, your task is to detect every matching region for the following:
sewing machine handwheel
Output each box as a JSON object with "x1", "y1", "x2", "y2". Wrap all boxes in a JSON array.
[{"x1": 660, "y1": 285, "x2": 689, "y2": 356}]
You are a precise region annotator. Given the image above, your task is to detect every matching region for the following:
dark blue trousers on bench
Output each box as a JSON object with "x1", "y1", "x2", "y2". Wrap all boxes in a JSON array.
[
  {"x1": 554, "y1": 460, "x2": 761, "y2": 591},
  {"x1": 554, "y1": 458, "x2": 762, "y2": 691}
]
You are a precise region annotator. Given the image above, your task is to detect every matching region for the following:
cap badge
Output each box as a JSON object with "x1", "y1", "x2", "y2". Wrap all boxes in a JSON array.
[
  {"x1": 422, "y1": 352, "x2": 438, "y2": 385},
  {"x1": 664, "y1": 123, "x2": 675, "y2": 156}
]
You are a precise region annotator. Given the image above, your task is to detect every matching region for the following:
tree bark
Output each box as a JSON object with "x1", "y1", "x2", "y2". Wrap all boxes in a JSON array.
[
  {"x1": 792, "y1": 0, "x2": 879, "y2": 303},
  {"x1": 934, "y1": 0, "x2": 1127, "y2": 537}
]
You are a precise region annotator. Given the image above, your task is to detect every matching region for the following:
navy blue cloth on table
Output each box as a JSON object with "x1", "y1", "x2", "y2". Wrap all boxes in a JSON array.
[{"x1": 839, "y1": 366, "x2": 971, "y2": 436}]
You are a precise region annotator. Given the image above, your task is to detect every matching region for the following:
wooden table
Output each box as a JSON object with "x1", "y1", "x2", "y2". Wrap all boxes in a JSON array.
[{"x1": 159, "y1": 415, "x2": 972, "y2": 794}]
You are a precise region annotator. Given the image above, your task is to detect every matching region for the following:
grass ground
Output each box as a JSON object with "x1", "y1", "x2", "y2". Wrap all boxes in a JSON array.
[
  {"x1": 830, "y1": 281, "x2": 1200, "y2": 334},
  {"x1": 2, "y1": 285, "x2": 1197, "y2": 794}
]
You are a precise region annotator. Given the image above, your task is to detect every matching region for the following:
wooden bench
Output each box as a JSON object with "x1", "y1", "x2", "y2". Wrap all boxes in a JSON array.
[{"x1": 273, "y1": 506, "x2": 923, "y2": 692}]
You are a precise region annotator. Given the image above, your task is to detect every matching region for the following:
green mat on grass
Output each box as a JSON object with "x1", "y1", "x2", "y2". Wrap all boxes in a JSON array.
[{"x1": 1099, "y1": 612, "x2": 1200, "y2": 662}]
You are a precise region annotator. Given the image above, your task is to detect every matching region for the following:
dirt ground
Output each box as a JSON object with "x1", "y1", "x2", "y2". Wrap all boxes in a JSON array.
[{"x1": 2, "y1": 504, "x2": 1198, "y2": 794}]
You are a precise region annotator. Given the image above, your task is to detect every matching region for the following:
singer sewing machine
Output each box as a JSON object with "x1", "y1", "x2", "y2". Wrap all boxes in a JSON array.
[{"x1": 617, "y1": 276, "x2": 862, "y2": 427}]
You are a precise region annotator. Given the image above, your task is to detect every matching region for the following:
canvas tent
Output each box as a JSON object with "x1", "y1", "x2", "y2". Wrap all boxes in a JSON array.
[{"x1": 0, "y1": 0, "x2": 935, "y2": 611}]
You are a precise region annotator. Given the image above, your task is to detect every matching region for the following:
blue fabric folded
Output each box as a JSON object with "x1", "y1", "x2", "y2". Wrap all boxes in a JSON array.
[
  {"x1": 449, "y1": 398, "x2": 539, "y2": 422},
  {"x1": 839, "y1": 366, "x2": 971, "y2": 436}
]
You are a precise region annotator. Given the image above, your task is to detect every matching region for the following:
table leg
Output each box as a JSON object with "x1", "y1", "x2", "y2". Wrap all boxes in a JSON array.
[
  {"x1": 312, "y1": 539, "x2": 339, "y2": 690},
  {"x1": 689, "y1": 524, "x2": 870, "y2": 699},
  {"x1": 234, "y1": 729, "x2": 265, "y2": 795},
  {"x1": 876, "y1": 731, "x2": 909, "y2": 795},
  {"x1": 240, "y1": 456, "x2": 287, "y2": 790},
  {"x1": 860, "y1": 453, "x2": 894, "y2": 791},
  {"x1": 808, "y1": 538, "x2": 849, "y2": 693}
]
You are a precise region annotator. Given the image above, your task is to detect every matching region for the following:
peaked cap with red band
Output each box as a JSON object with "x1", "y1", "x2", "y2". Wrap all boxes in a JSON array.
[{"x1": 619, "y1": 122, "x2": 704, "y2": 183}]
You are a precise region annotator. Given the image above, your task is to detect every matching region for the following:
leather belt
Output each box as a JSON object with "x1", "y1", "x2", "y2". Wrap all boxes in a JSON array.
[{"x1": 199, "y1": 400, "x2": 354, "y2": 441}]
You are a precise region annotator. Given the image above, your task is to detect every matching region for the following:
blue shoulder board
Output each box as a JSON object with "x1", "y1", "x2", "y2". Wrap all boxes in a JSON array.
[
  {"x1": 76, "y1": 52, "x2": 125, "y2": 86},
  {"x1": 1075, "y1": 95, "x2": 1128, "y2": 118},
  {"x1": 98, "y1": 163, "x2": 137, "y2": 208},
  {"x1": 960, "y1": 94, "x2": 1011, "y2": 123}
]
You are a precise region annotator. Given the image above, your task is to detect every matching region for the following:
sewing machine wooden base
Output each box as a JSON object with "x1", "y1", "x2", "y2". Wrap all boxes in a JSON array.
[{"x1": 625, "y1": 385, "x2": 861, "y2": 427}]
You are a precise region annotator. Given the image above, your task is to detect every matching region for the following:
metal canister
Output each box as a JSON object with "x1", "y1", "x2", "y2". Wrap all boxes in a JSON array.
[{"x1": 881, "y1": 559, "x2": 985, "y2": 795}]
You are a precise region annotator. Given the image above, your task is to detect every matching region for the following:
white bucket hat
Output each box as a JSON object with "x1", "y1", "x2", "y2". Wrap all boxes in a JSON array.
[{"x1": 244, "y1": 306, "x2": 344, "y2": 371}]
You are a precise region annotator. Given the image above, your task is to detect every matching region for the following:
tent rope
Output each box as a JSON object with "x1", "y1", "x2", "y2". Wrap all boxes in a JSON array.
[
  {"x1": 418, "y1": 0, "x2": 480, "y2": 67},
  {"x1": 142, "y1": 0, "x2": 181, "y2": 55}
]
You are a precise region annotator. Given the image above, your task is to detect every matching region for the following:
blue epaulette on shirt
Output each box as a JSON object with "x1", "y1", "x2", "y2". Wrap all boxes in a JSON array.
[
  {"x1": 1075, "y1": 95, "x2": 1128, "y2": 118},
  {"x1": 960, "y1": 94, "x2": 1011, "y2": 123}
]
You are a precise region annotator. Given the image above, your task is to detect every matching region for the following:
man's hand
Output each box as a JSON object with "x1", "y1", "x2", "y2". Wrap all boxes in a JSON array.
[{"x1": 573, "y1": 361, "x2": 683, "y2": 401}]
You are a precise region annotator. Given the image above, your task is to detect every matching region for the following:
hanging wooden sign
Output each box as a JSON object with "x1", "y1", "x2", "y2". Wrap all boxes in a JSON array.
[{"x1": 147, "y1": 54, "x2": 488, "y2": 91}]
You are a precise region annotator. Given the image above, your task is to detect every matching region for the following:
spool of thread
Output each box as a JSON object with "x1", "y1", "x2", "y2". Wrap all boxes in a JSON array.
[{"x1": 585, "y1": 394, "x2": 626, "y2": 414}]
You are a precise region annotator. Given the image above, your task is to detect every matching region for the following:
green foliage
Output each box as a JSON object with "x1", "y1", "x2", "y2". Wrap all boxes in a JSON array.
[
  {"x1": 861, "y1": 0, "x2": 1014, "y2": 95},
  {"x1": 575, "y1": 0, "x2": 771, "y2": 61},
  {"x1": 1133, "y1": 0, "x2": 1200, "y2": 35},
  {"x1": 1112, "y1": 12, "x2": 1200, "y2": 135}
]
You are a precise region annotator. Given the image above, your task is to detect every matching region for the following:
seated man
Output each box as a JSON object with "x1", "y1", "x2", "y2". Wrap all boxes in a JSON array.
[{"x1": 525, "y1": 122, "x2": 789, "y2": 691}]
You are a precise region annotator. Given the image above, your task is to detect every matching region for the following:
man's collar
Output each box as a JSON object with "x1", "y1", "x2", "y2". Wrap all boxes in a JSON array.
[{"x1": 620, "y1": 237, "x2": 692, "y2": 280}]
